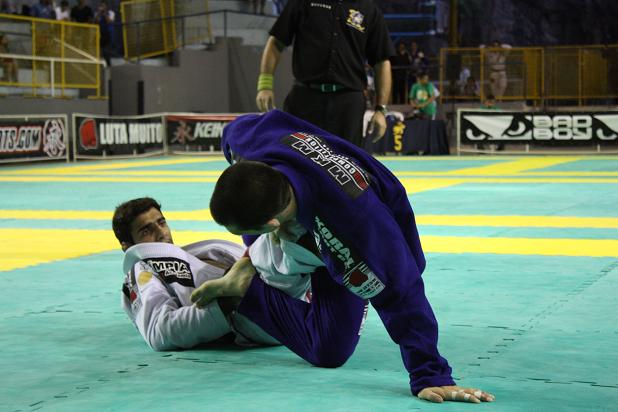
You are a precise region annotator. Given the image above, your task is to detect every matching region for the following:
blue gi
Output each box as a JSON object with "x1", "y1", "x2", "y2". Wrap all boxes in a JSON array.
[{"x1": 223, "y1": 109, "x2": 455, "y2": 395}]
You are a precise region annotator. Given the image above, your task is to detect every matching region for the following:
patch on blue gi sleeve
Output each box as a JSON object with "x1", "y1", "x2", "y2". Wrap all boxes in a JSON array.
[
  {"x1": 313, "y1": 215, "x2": 385, "y2": 299},
  {"x1": 281, "y1": 132, "x2": 371, "y2": 199}
]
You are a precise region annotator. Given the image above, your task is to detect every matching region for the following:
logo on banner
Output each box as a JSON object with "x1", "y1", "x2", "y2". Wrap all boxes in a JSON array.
[
  {"x1": 281, "y1": 132, "x2": 371, "y2": 198},
  {"x1": 79, "y1": 118, "x2": 98, "y2": 150},
  {"x1": 462, "y1": 113, "x2": 618, "y2": 142},
  {"x1": 0, "y1": 125, "x2": 42, "y2": 153},
  {"x1": 392, "y1": 121, "x2": 406, "y2": 152},
  {"x1": 171, "y1": 121, "x2": 228, "y2": 144},
  {"x1": 346, "y1": 9, "x2": 365, "y2": 32},
  {"x1": 313, "y1": 215, "x2": 384, "y2": 299},
  {"x1": 171, "y1": 120, "x2": 195, "y2": 144},
  {"x1": 42, "y1": 119, "x2": 66, "y2": 158}
]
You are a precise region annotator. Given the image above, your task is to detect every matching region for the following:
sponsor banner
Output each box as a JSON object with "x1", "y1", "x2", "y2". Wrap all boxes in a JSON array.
[
  {"x1": 165, "y1": 114, "x2": 239, "y2": 152},
  {"x1": 73, "y1": 113, "x2": 165, "y2": 158},
  {"x1": 459, "y1": 110, "x2": 618, "y2": 145},
  {"x1": 0, "y1": 115, "x2": 68, "y2": 163}
]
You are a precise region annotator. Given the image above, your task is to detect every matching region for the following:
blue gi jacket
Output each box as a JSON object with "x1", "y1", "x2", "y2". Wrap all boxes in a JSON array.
[{"x1": 222, "y1": 109, "x2": 454, "y2": 395}]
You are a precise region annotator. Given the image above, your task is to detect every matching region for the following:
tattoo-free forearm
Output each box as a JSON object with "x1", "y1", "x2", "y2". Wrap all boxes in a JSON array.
[{"x1": 373, "y1": 60, "x2": 392, "y2": 106}]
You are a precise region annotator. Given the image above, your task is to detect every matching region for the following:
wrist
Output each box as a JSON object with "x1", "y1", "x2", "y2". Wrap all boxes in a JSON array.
[
  {"x1": 257, "y1": 73, "x2": 273, "y2": 91},
  {"x1": 374, "y1": 104, "x2": 387, "y2": 114}
]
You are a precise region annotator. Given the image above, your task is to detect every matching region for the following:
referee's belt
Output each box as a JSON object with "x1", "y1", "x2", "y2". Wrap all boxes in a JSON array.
[{"x1": 295, "y1": 81, "x2": 349, "y2": 93}]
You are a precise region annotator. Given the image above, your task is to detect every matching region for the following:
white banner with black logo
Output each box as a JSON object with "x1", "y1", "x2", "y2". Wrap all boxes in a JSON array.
[
  {"x1": 458, "y1": 110, "x2": 618, "y2": 146},
  {"x1": 72, "y1": 113, "x2": 166, "y2": 159},
  {"x1": 165, "y1": 113, "x2": 240, "y2": 153},
  {"x1": 0, "y1": 115, "x2": 68, "y2": 164}
]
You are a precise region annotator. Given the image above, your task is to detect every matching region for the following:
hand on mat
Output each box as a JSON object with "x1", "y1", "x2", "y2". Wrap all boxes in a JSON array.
[
  {"x1": 191, "y1": 257, "x2": 256, "y2": 308},
  {"x1": 417, "y1": 385, "x2": 495, "y2": 404},
  {"x1": 256, "y1": 90, "x2": 276, "y2": 112},
  {"x1": 366, "y1": 111, "x2": 387, "y2": 143}
]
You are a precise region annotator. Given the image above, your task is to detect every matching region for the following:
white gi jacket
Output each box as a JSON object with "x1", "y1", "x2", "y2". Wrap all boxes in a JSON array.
[{"x1": 121, "y1": 237, "x2": 323, "y2": 351}]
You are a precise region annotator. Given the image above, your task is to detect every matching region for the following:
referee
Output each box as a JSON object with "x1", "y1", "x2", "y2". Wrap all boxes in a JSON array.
[{"x1": 255, "y1": 0, "x2": 394, "y2": 147}]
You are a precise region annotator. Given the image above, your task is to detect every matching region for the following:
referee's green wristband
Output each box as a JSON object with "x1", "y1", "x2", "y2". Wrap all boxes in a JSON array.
[{"x1": 257, "y1": 73, "x2": 273, "y2": 91}]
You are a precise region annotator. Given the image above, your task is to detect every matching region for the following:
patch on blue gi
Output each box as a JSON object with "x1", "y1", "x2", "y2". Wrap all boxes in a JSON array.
[
  {"x1": 281, "y1": 132, "x2": 371, "y2": 199},
  {"x1": 313, "y1": 215, "x2": 385, "y2": 299}
]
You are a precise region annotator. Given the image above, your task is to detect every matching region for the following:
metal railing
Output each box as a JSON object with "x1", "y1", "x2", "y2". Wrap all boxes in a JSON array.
[
  {"x1": 121, "y1": 8, "x2": 275, "y2": 60},
  {"x1": 439, "y1": 45, "x2": 618, "y2": 105},
  {"x1": 0, "y1": 13, "x2": 103, "y2": 97}
]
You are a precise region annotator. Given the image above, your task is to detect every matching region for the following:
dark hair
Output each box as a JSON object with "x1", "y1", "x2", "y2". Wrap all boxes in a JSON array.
[
  {"x1": 486, "y1": 94, "x2": 496, "y2": 100},
  {"x1": 210, "y1": 161, "x2": 291, "y2": 229},
  {"x1": 419, "y1": 71, "x2": 429, "y2": 78},
  {"x1": 112, "y1": 197, "x2": 162, "y2": 244}
]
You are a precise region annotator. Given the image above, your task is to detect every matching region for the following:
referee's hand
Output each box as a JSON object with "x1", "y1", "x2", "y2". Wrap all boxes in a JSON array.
[
  {"x1": 366, "y1": 111, "x2": 387, "y2": 143},
  {"x1": 256, "y1": 90, "x2": 276, "y2": 112}
]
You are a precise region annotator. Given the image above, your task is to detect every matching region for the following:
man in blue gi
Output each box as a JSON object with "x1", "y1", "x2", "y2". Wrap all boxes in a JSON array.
[{"x1": 192, "y1": 109, "x2": 495, "y2": 404}]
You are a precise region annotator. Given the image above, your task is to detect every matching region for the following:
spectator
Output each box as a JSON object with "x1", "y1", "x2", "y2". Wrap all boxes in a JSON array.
[
  {"x1": 480, "y1": 41, "x2": 511, "y2": 99},
  {"x1": 95, "y1": 0, "x2": 115, "y2": 66},
  {"x1": 31, "y1": 0, "x2": 55, "y2": 19},
  {"x1": 71, "y1": 0, "x2": 93, "y2": 23},
  {"x1": 408, "y1": 41, "x2": 427, "y2": 86},
  {"x1": 391, "y1": 41, "x2": 412, "y2": 104},
  {"x1": 462, "y1": 76, "x2": 479, "y2": 98},
  {"x1": 409, "y1": 71, "x2": 437, "y2": 120},
  {"x1": 0, "y1": 33, "x2": 18, "y2": 83},
  {"x1": 55, "y1": 0, "x2": 70, "y2": 21}
]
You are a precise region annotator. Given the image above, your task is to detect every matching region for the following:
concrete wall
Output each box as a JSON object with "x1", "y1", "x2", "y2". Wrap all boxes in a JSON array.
[{"x1": 110, "y1": 37, "x2": 294, "y2": 115}]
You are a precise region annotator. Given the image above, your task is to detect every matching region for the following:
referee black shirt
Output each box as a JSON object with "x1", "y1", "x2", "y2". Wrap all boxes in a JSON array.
[{"x1": 270, "y1": 0, "x2": 394, "y2": 92}]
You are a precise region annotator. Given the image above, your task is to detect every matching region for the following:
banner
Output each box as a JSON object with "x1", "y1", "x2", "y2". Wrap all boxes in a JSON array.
[
  {"x1": 0, "y1": 115, "x2": 68, "y2": 163},
  {"x1": 363, "y1": 114, "x2": 449, "y2": 155},
  {"x1": 73, "y1": 113, "x2": 165, "y2": 159},
  {"x1": 165, "y1": 114, "x2": 239, "y2": 153},
  {"x1": 458, "y1": 110, "x2": 618, "y2": 145}
]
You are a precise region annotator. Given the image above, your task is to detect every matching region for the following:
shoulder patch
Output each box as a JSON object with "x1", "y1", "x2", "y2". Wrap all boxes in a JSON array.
[
  {"x1": 281, "y1": 132, "x2": 370, "y2": 198},
  {"x1": 137, "y1": 271, "x2": 153, "y2": 286},
  {"x1": 144, "y1": 257, "x2": 195, "y2": 288}
]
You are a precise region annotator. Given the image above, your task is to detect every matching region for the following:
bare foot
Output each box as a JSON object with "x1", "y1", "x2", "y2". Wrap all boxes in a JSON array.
[{"x1": 191, "y1": 257, "x2": 255, "y2": 308}]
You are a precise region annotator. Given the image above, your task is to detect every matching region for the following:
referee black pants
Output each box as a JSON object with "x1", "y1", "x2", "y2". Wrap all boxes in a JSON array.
[{"x1": 283, "y1": 85, "x2": 366, "y2": 148}]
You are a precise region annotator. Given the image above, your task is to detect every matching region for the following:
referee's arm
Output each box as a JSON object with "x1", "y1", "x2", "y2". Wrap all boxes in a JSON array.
[
  {"x1": 256, "y1": 36, "x2": 286, "y2": 112},
  {"x1": 367, "y1": 59, "x2": 392, "y2": 141}
]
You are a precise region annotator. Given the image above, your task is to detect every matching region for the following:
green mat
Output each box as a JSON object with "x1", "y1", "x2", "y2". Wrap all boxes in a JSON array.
[{"x1": 1, "y1": 156, "x2": 617, "y2": 411}]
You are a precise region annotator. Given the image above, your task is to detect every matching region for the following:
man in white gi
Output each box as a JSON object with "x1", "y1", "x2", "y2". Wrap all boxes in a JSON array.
[{"x1": 114, "y1": 197, "x2": 317, "y2": 351}]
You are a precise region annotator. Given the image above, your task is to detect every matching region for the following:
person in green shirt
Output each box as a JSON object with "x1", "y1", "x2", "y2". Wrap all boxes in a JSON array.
[{"x1": 409, "y1": 72, "x2": 437, "y2": 120}]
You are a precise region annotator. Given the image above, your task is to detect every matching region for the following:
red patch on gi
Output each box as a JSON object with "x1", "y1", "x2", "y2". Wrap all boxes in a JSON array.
[
  {"x1": 130, "y1": 290, "x2": 137, "y2": 302},
  {"x1": 348, "y1": 270, "x2": 368, "y2": 287}
]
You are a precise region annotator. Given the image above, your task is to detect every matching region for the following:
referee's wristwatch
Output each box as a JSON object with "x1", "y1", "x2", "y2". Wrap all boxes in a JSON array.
[{"x1": 375, "y1": 104, "x2": 387, "y2": 114}]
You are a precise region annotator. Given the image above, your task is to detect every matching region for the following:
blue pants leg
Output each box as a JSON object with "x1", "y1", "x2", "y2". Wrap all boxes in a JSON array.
[{"x1": 237, "y1": 267, "x2": 367, "y2": 368}]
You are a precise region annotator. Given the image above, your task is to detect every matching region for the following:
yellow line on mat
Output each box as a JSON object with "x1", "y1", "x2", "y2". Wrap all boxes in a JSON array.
[
  {"x1": 0, "y1": 228, "x2": 240, "y2": 272},
  {"x1": 422, "y1": 235, "x2": 618, "y2": 258},
  {"x1": 0, "y1": 209, "x2": 214, "y2": 221},
  {"x1": 442, "y1": 157, "x2": 579, "y2": 175},
  {"x1": 2, "y1": 210, "x2": 618, "y2": 229},
  {"x1": 2, "y1": 228, "x2": 617, "y2": 272}
]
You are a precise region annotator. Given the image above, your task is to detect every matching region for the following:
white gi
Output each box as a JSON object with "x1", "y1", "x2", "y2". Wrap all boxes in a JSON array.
[{"x1": 121, "y1": 236, "x2": 323, "y2": 351}]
